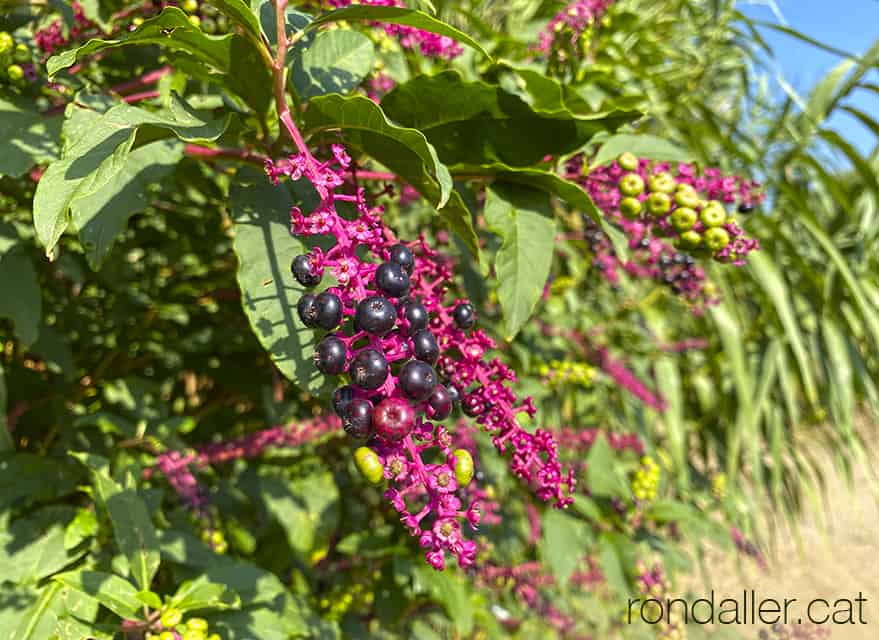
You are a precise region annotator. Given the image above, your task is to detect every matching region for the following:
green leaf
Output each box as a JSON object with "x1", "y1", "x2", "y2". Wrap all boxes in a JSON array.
[
  {"x1": 209, "y1": 0, "x2": 265, "y2": 43},
  {"x1": 9, "y1": 583, "x2": 63, "y2": 640},
  {"x1": 306, "y1": 6, "x2": 490, "y2": 59},
  {"x1": 0, "y1": 454, "x2": 81, "y2": 510},
  {"x1": 589, "y1": 133, "x2": 693, "y2": 169},
  {"x1": 230, "y1": 169, "x2": 331, "y2": 394},
  {"x1": 0, "y1": 251, "x2": 41, "y2": 347},
  {"x1": 54, "y1": 571, "x2": 141, "y2": 619},
  {"x1": 291, "y1": 29, "x2": 375, "y2": 100},
  {"x1": 71, "y1": 453, "x2": 160, "y2": 591},
  {"x1": 412, "y1": 565, "x2": 474, "y2": 635},
  {"x1": 483, "y1": 184, "x2": 555, "y2": 340},
  {"x1": 0, "y1": 515, "x2": 82, "y2": 584},
  {"x1": 71, "y1": 139, "x2": 183, "y2": 269},
  {"x1": 54, "y1": 615, "x2": 116, "y2": 640},
  {"x1": 381, "y1": 71, "x2": 638, "y2": 167},
  {"x1": 0, "y1": 97, "x2": 62, "y2": 177},
  {"x1": 64, "y1": 509, "x2": 99, "y2": 550},
  {"x1": 261, "y1": 471, "x2": 339, "y2": 556},
  {"x1": 303, "y1": 93, "x2": 479, "y2": 258},
  {"x1": 33, "y1": 94, "x2": 229, "y2": 257},
  {"x1": 539, "y1": 509, "x2": 587, "y2": 585},
  {"x1": 584, "y1": 434, "x2": 630, "y2": 498},
  {"x1": 597, "y1": 533, "x2": 628, "y2": 598},
  {"x1": 135, "y1": 590, "x2": 162, "y2": 609},
  {"x1": 168, "y1": 575, "x2": 240, "y2": 612}
]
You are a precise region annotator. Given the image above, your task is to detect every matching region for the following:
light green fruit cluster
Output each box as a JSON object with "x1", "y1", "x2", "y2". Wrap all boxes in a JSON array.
[
  {"x1": 146, "y1": 612, "x2": 220, "y2": 640},
  {"x1": 200, "y1": 528, "x2": 228, "y2": 554},
  {"x1": 537, "y1": 359, "x2": 596, "y2": 388},
  {"x1": 0, "y1": 32, "x2": 30, "y2": 85},
  {"x1": 631, "y1": 455, "x2": 660, "y2": 502}
]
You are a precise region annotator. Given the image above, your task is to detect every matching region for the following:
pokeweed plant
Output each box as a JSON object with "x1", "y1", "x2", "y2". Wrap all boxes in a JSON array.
[{"x1": 0, "y1": 0, "x2": 873, "y2": 639}]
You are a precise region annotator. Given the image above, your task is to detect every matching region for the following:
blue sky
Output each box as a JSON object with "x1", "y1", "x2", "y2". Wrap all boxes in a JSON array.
[{"x1": 738, "y1": 0, "x2": 879, "y2": 156}]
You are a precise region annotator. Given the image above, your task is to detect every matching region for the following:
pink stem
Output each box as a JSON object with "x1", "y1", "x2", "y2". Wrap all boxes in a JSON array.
[
  {"x1": 184, "y1": 144, "x2": 266, "y2": 165},
  {"x1": 123, "y1": 90, "x2": 160, "y2": 104},
  {"x1": 110, "y1": 66, "x2": 171, "y2": 95}
]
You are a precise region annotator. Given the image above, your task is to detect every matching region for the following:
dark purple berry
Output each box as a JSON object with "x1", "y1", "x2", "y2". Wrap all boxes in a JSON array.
[
  {"x1": 292, "y1": 254, "x2": 322, "y2": 288},
  {"x1": 388, "y1": 243, "x2": 415, "y2": 274},
  {"x1": 349, "y1": 349, "x2": 388, "y2": 390},
  {"x1": 738, "y1": 203, "x2": 754, "y2": 214},
  {"x1": 375, "y1": 261, "x2": 410, "y2": 298},
  {"x1": 354, "y1": 296, "x2": 396, "y2": 335},
  {"x1": 462, "y1": 394, "x2": 485, "y2": 417},
  {"x1": 398, "y1": 360, "x2": 437, "y2": 402},
  {"x1": 411, "y1": 329, "x2": 439, "y2": 364},
  {"x1": 452, "y1": 302, "x2": 476, "y2": 330},
  {"x1": 372, "y1": 398, "x2": 415, "y2": 442},
  {"x1": 426, "y1": 385, "x2": 452, "y2": 421},
  {"x1": 343, "y1": 398, "x2": 373, "y2": 439},
  {"x1": 399, "y1": 300, "x2": 429, "y2": 335},
  {"x1": 297, "y1": 294, "x2": 318, "y2": 328},
  {"x1": 332, "y1": 385, "x2": 356, "y2": 417},
  {"x1": 314, "y1": 291, "x2": 343, "y2": 331},
  {"x1": 672, "y1": 253, "x2": 687, "y2": 265},
  {"x1": 446, "y1": 384, "x2": 460, "y2": 404},
  {"x1": 315, "y1": 335, "x2": 347, "y2": 375}
]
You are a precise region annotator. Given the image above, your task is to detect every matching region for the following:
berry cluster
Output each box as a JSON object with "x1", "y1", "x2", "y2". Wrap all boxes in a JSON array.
[
  {"x1": 145, "y1": 611, "x2": 219, "y2": 640},
  {"x1": 631, "y1": 455, "x2": 661, "y2": 502},
  {"x1": 536, "y1": 0, "x2": 613, "y2": 59},
  {"x1": 632, "y1": 562, "x2": 686, "y2": 640},
  {"x1": 0, "y1": 31, "x2": 36, "y2": 88},
  {"x1": 175, "y1": 0, "x2": 231, "y2": 34},
  {"x1": 33, "y1": 1, "x2": 93, "y2": 55},
  {"x1": 536, "y1": 359, "x2": 596, "y2": 389},
  {"x1": 327, "y1": 0, "x2": 464, "y2": 59}
]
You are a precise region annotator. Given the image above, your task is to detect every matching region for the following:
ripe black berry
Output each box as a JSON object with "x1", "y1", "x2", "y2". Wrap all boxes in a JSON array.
[
  {"x1": 426, "y1": 385, "x2": 453, "y2": 421},
  {"x1": 388, "y1": 243, "x2": 415, "y2": 274},
  {"x1": 315, "y1": 335, "x2": 347, "y2": 375},
  {"x1": 398, "y1": 360, "x2": 437, "y2": 402},
  {"x1": 343, "y1": 398, "x2": 373, "y2": 439},
  {"x1": 297, "y1": 294, "x2": 319, "y2": 328},
  {"x1": 462, "y1": 394, "x2": 485, "y2": 417},
  {"x1": 332, "y1": 385, "x2": 356, "y2": 417},
  {"x1": 291, "y1": 254, "x2": 322, "y2": 288},
  {"x1": 411, "y1": 329, "x2": 439, "y2": 364},
  {"x1": 349, "y1": 349, "x2": 388, "y2": 390},
  {"x1": 354, "y1": 295, "x2": 396, "y2": 335},
  {"x1": 375, "y1": 261, "x2": 410, "y2": 298},
  {"x1": 314, "y1": 291, "x2": 343, "y2": 331},
  {"x1": 399, "y1": 300, "x2": 429, "y2": 335},
  {"x1": 672, "y1": 253, "x2": 687, "y2": 265},
  {"x1": 373, "y1": 397, "x2": 415, "y2": 442},
  {"x1": 738, "y1": 203, "x2": 754, "y2": 214},
  {"x1": 452, "y1": 302, "x2": 476, "y2": 330}
]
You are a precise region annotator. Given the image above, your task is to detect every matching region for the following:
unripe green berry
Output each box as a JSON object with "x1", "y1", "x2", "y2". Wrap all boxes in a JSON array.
[
  {"x1": 617, "y1": 151, "x2": 638, "y2": 171},
  {"x1": 646, "y1": 192, "x2": 671, "y2": 216},
  {"x1": 674, "y1": 189, "x2": 700, "y2": 209},
  {"x1": 13, "y1": 43, "x2": 30, "y2": 64},
  {"x1": 188, "y1": 15, "x2": 201, "y2": 27},
  {"x1": 187, "y1": 618, "x2": 208, "y2": 632},
  {"x1": 704, "y1": 227, "x2": 730, "y2": 252},
  {"x1": 354, "y1": 446, "x2": 384, "y2": 484},
  {"x1": 6, "y1": 64, "x2": 24, "y2": 82},
  {"x1": 453, "y1": 449, "x2": 474, "y2": 486},
  {"x1": 0, "y1": 32, "x2": 12, "y2": 55},
  {"x1": 619, "y1": 196, "x2": 642, "y2": 219},
  {"x1": 670, "y1": 207, "x2": 698, "y2": 232},
  {"x1": 201, "y1": 17, "x2": 217, "y2": 33},
  {"x1": 160, "y1": 608, "x2": 183, "y2": 628},
  {"x1": 182, "y1": 0, "x2": 199, "y2": 12},
  {"x1": 619, "y1": 173, "x2": 644, "y2": 196},
  {"x1": 159, "y1": 633, "x2": 176, "y2": 640},
  {"x1": 648, "y1": 172, "x2": 675, "y2": 194},
  {"x1": 678, "y1": 230, "x2": 702, "y2": 249},
  {"x1": 182, "y1": 630, "x2": 206, "y2": 640},
  {"x1": 700, "y1": 204, "x2": 726, "y2": 228}
]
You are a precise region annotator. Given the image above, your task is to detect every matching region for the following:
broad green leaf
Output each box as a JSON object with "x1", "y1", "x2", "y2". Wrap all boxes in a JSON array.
[
  {"x1": 302, "y1": 94, "x2": 480, "y2": 257},
  {"x1": 412, "y1": 566, "x2": 474, "y2": 635},
  {"x1": 64, "y1": 509, "x2": 99, "y2": 550},
  {"x1": 0, "y1": 251, "x2": 41, "y2": 346},
  {"x1": 54, "y1": 571, "x2": 141, "y2": 619},
  {"x1": 654, "y1": 357, "x2": 687, "y2": 490},
  {"x1": 9, "y1": 583, "x2": 63, "y2": 640},
  {"x1": 291, "y1": 29, "x2": 375, "y2": 100},
  {"x1": 261, "y1": 472, "x2": 339, "y2": 556},
  {"x1": 169, "y1": 576, "x2": 240, "y2": 612},
  {"x1": 0, "y1": 97, "x2": 62, "y2": 177},
  {"x1": 0, "y1": 515, "x2": 82, "y2": 584},
  {"x1": 381, "y1": 71, "x2": 638, "y2": 167},
  {"x1": 210, "y1": 0, "x2": 265, "y2": 43},
  {"x1": 33, "y1": 95, "x2": 229, "y2": 257},
  {"x1": 0, "y1": 454, "x2": 81, "y2": 510},
  {"x1": 230, "y1": 170, "x2": 331, "y2": 394},
  {"x1": 306, "y1": 6, "x2": 490, "y2": 59},
  {"x1": 597, "y1": 533, "x2": 627, "y2": 598},
  {"x1": 484, "y1": 184, "x2": 555, "y2": 340},
  {"x1": 135, "y1": 590, "x2": 162, "y2": 609},
  {"x1": 54, "y1": 616, "x2": 116, "y2": 640},
  {"x1": 539, "y1": 509, "x2": 587, "y2": 585},
  {"x1": 589, "y1": 133, "x2": 693, "y2": 169},
  {"x1": 212, "y1": 603, "x2": 310, "y2": 640},
  {"x1": 71, "y1": 139, "x2": 183, "y2": 269},
  {"x1": 583, "y1": 433, "x2": 630, "y2": 497},
  {"x1": 71, "y1": 453, "x2": 160, "y2": 591}
]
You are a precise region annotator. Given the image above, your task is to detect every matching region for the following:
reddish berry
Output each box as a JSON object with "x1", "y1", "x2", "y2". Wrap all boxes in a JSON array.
[{"x1": 373, "y1": 397, "x2": 415, "y2": 442}]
